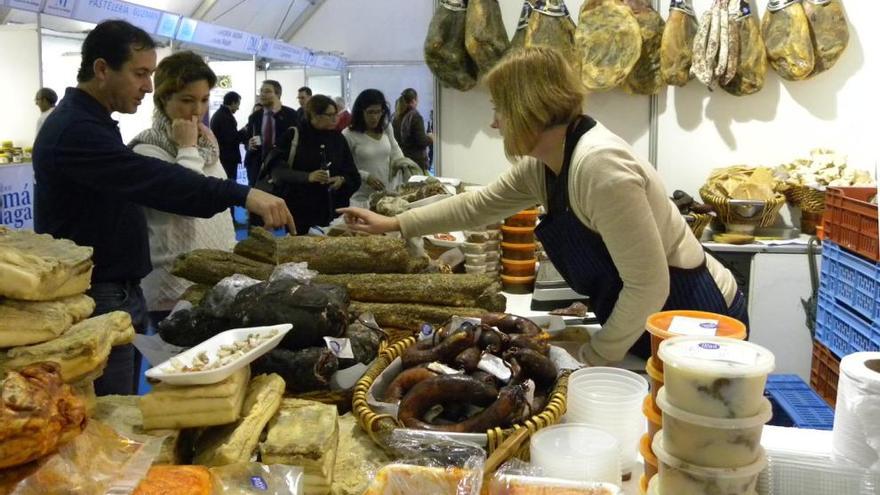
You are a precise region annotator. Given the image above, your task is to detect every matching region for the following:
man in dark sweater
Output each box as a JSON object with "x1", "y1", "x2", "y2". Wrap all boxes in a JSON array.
[
  {"x1": 33, "y1": 20, "x2": 294, "y2": 396},
  {"x1": 210, "y1": 90, "x2": 243, "y2": 181}
]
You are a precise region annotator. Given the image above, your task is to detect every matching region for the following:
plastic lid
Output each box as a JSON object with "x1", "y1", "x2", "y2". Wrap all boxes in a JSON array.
[
  {"x1": 651, "y1": 430, "x2": 768, "y2": 477},
  {"x1": 645, "y1": 357, "x2": 664, "y2": 382},
  {"x1": 656, "y1": 387, "x2": 772, "y2": 428},
  {"x1": 530, "y1": 423, "x2": 619, "y2": 459},
  {"x1": 642, "y1": 395, "x2": 661, "y2": 425},
  {"x1": 646, "y1": 310, "x2": 746, "y2": 340},
  {"x1": 500, "y1": 242, "x2": 537, "y2": 250},
  {"x1": 501, "y1": 225, "x2": 536, "y2": 233},
  {"x1": 657, "y1": 335, "x2": 775, "y2": 378},
  {"x1": 639, "y1": 434, "x2": 657, "y2": 466}
]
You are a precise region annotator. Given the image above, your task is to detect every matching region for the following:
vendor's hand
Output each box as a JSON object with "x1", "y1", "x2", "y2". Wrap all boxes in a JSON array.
[
  {"x1": 171, "y1": 116, "x2": 199, "y2": 148},
  {"x1": 329, "y1": 176, "x2": 345, "y2": 191},
  {"x1": 245, "y1": 189, "x2": 296, "y2": 232},
  {"x1": 336, "y1": 207, "x2": 400, "y2": 235},
  {"x1": 366, "y1": 176, "x2": 385, "y2": 191},
  {"x1": 308, "y1": 170, "x2": 330, "y2": 184}
]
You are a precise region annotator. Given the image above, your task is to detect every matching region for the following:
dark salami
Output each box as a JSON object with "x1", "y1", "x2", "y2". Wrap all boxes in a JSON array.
[
  {"x1": 171, "y1": 249, "x2": 273, "y2": 285},
  {"x1": 251, "y1": 347, "x2": 338, "y2": 393},
  {"x1": 425, "y1": 0, "x2": 479, "y2": 91}
]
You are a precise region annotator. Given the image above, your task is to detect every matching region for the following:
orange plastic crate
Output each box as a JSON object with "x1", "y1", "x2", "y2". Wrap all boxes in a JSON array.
[
  {"x1": 821, "y1": 187, "x2": 879, "y2": 262},
  {"x1": 810, "y1": 341, "x2": 840, "y2": 409}
]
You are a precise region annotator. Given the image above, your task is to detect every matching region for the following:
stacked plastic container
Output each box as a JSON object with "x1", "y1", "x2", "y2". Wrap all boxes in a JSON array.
[
  {"x1": 564, "y1": 367, "x2": 648, "y2": 480},
  {"x1": 652, "y1": 336, "x2": 775, "y2": 495},
  {"x1": 639, "y1": 310, "x2": 748, "y2": 492},
  {"x1": 529, "y1": 423, "x2": 621, "y2": 485},
  {"x1": 501, "y1": 209, "x2": 538, "y2": 293},
  {"x1": 461, "y1": 226, "x2": 502, "y2": 274}
]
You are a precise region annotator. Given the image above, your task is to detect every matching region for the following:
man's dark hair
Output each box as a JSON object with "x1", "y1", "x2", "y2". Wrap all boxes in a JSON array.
[
  {"x1": 350, "y1": 88, "x2": 389, "y2": 133},
  {"x1": 223, "y1": 91, "x2": 241, "y2": 106},
  {"x1": 37, "y1": 88, "x2": 58, "y2": 106},
  {"x1": 262, "y1": 80, "x2": 282, "y2": 97},
  {"x1": 298, "y1": 86, "x2": 313, "y2": 96},
  {"x1": 77, "y1": 20, "x2": 156, "y2": 83}
]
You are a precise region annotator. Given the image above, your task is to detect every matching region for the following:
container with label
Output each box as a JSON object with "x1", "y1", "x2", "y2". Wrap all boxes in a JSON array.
[
  {"x1": 657, "y1": 387, "x2": 771, "y2": 468},
  {"x1": 658, "y1": 336, "x2": 775, "y2": 418},
  {"x1": 646, "y1": 310, "x2": 747, "y2": 371}
]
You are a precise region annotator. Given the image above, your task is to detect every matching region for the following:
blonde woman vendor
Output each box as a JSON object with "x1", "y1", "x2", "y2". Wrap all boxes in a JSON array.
[
  {"x1": 129, "y1": 51, "x2": 236, "y2": 326},
  {"x1": 339, "y1": 47, "x2": 746, "y2": 365}
]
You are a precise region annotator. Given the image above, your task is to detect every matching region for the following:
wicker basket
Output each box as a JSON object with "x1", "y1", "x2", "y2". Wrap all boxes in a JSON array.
[
  {"x1": 699, "y1": 186, "x2": 786, "y2": 228},
  {"x1": 352, "y1": 336, "x2": 571, "y2": 460},
  {"x1": 784, "y1": 185, "x2": 827, "y2": 213},
  {"x1": 687, "y1": 213, "x2": 712, "y2": 239}
]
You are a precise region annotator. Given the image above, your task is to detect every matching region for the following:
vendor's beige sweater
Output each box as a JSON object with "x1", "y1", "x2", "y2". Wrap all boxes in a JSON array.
[{"x1": 397, "y1": 122, "x2": 737, "y2": 362}]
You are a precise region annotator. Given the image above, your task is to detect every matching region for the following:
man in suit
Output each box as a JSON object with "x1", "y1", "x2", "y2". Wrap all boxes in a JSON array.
[
  {"x1": 242, "y1": 80, "x2": 298, "y2": 186},
  {"x1": 295, "y1": 86, "x2": 312, "y2": 124},
  {"x1": 210, "y1": 91, "x2": 242, "y2": 181}
]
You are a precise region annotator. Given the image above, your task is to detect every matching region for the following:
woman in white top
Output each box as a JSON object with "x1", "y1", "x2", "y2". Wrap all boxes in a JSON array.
[
  {"x1": 129, "y1": 51, "x2": 236, "y2": 325},
  {"x1": 342, "y1": 89, "x2": 406, "y2": 208}
]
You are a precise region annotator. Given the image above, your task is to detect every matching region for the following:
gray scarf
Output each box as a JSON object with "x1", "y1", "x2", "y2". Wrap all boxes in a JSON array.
[{"x1": 129, "y1": 108, "x2": 219, "y2": 166}]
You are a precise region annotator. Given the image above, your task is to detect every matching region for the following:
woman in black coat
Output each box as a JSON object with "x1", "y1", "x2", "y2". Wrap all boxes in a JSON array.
[{"x1": 264, "y1": 95, "x2": 361, "y2": 234}]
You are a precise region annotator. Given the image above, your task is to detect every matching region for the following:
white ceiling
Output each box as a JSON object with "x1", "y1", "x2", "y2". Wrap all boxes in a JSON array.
[{"x1": 1, "y1": 0, "x2": 435, "y2": 62}]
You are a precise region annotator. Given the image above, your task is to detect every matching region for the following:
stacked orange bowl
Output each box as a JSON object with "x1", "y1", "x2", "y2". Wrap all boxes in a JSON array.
[{"x1": 500, "y1": 209, "x2": 539, "y2": 293}]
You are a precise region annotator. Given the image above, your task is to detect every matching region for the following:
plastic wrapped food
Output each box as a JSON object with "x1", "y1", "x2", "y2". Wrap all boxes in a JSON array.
[{"x1": 209, "y1": 463, "x2": 304, "y2": 495}]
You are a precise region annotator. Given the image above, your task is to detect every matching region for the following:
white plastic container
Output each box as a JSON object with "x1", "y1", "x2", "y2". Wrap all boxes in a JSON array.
[
  {"x1": 145, "y1": 324, "x2": 292, "y2": 385},
  {"x1": 658, "y1": 336, "x2": 775, "y2": 418},
  {"x1": 464, "y1": 253, "x2": 487, "y2": 264},
  {"x1": 657, "y1": 387, "x2": 770, "y2": 468},
  {"x1": 464, "y1": 263, "x2": 487, "y2": 274},
  {"x1": 565, "y1": 368, "x2": 647, "y2": 474},
  {"x1": 530, "y1": 423, "x2": 621, "y2": 485},
  {"x1": 461, "y1": 242, "x2": 487, "y2": 255},
  {"x1": 652, "y1": 431, "x2": 767, "y2": 495}
]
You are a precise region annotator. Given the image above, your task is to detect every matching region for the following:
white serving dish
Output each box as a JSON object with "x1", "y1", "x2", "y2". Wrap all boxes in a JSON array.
[
  {"x1": 423, "y1": 231, "x2": 465, "y2": 248},
  {"x1": 145, "y1": 324, "x2": 292, "y2": 385}
]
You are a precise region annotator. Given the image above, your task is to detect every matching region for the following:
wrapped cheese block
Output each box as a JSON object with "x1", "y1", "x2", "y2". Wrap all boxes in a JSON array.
[
  {"x1": 0, "y1": 311, "x2": 134, "y2": 382},
  {"x1": 0, "y1": 227, "x2": 93, "y2": 301},
  {"x1": 140, "y1": 366, "x2": 250, "y2": 430},
  {"x1": 92, "y1": 395, "x2": 182, "y2": 464},
  {"x1": 363, "y1": 465, "x2": 477, "y2": 495},
  {"x1": 133, "y1": 465, "x2": 213, "y2": 495},
  {"x1": 330, "y1": 414, "x2": 392, "y2": 495},
  {"x1": 0, "y1": 294, "x2": 95, "y2": 347},
  {"x1": 261, "y1": 398, "x2": 339, "y2": 495},
  {"x1": 193, "y1": 373, "x2": 286, "y2": 466}
]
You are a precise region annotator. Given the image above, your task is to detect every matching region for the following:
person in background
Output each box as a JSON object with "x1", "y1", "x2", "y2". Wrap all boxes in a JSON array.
[
  {"x1": 129, "y1": 51, "x2": 236, "y2": 329},
  {"x1": 210, "y1": 90, "x2": 242, "y2": 181},
  {"x1": 339, "y1": 47, "x2": 744, "y2": 365},
  {"x1": 334, "y1": 96, "x2": 352, "y2": 131},
  {"x1": 241, "y1": 80, "x2": 298, "y2": 186},
  {"x1": 33, "y1": 20, "x2": 294, "y2": 396},
  {"x1": 295, "y1": 86, "x2": 312, "y2": 123},
  {"x1": 263, "y1": 95, "x2": 361, "y2": 234},
  {"x1": 343, "y1": 89, "x2": 407, "y2": 208},
  {"x1": 392, "y1": 88, "x2": 432, "y2": 174},
  {"x1": 34, "y1": 87, "x2": 58, "y2": 136}
]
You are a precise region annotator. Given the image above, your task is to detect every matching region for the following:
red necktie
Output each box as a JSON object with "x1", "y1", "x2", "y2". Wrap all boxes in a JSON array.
[{"x1": 262, "y1": 112, "x2": 274, "y2": 150}]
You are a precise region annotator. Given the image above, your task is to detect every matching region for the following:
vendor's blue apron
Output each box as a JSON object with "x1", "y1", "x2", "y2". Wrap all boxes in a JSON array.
[{"x1": 534, "y1": 116, "x2": 748, "y2": 359}]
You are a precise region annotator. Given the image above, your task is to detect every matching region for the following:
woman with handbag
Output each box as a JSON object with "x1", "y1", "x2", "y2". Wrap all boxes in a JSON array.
[
  {"x1": 343, "y1": 89, "x2": 416, "y2": 208},
  {"x1": 261, "y1": 95, "x2": 361, "y2": 235},
  {"x1": 338, "y1": 47, "x2": 746, "y2": 365}
]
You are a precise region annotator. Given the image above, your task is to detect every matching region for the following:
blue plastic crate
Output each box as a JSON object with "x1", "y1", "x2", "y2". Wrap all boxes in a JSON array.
[
  {"x1": 764, "y1": 374, "x2": 835, "y2": 430},
  {"x1": 815, "y1": 293, "x2": 880, "y2": 357},
  {"x1": 820, "y1": 242, "x2": 880, "y2": 322}
]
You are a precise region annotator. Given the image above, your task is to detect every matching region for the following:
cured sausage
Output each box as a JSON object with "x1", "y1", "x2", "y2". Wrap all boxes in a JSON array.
[
  {"x1": 384, "y1": 367, "x2": 439, "y2": 402},
  {"x1": 401, "y1": 325, "x2": 476, "y2": 369}
]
